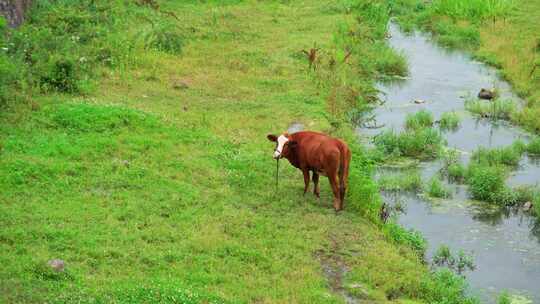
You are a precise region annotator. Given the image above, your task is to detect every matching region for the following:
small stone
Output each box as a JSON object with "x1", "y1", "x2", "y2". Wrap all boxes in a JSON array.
[
  {"x1": 523, "y1": 201, "x2": 533, "y2": 211},
  {"x1": 414, "y1": 99, "x2": 426, "y2": 104},
  {"x1": 47, "y1": 259, "x2": 65, "y2": 272}
]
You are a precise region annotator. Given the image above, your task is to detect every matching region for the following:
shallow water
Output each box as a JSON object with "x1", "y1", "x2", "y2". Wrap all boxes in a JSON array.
[{"x1": 365, "y1": 24, "x2": 540, "y2": 303}]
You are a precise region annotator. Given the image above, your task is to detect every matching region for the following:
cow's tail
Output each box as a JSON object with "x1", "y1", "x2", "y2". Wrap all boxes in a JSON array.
[{"x1": 338, "y1": 144, "x2": 351, "y2": 208}]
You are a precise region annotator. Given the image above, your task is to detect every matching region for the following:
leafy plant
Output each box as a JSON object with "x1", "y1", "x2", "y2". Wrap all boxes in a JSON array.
[
  {"x1": 432, "y1": 245, "x2": 476, "y2": 275},
  {"x1": 425, "y1": 176, "x2": 452, "y2": 198}
]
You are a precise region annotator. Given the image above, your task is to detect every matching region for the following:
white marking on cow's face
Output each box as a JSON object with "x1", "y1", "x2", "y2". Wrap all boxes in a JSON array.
[{"x1": 273, "y1": 135, "x2": 289, "y2": 159}]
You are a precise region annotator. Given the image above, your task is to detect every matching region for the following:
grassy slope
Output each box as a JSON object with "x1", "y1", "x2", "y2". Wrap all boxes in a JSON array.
[
  {"x1": 0, "y1": 1, "x2": 433, "y2": 303},
  {"x1": 477, "y1": 1, "x2": 540, "y2": 131}
]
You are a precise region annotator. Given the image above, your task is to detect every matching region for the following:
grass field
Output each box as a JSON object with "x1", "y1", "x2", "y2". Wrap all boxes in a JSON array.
[{"x1": 0, "y1": 1, "x2": 481, "y2": 303}]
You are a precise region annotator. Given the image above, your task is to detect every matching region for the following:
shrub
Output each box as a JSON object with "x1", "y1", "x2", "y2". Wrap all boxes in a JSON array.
[
  {"x1": 405, "y1": 110, "x2": 434, "y2": 130},
  {"x1": 425, "y1": 176, "x2": 452, "y2": 198},
  {"x1": 439, "y1": 111, "x2": 461, "y2": 131}
]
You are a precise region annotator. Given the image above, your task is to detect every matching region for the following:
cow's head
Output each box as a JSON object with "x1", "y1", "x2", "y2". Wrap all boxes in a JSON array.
[{"x1": 267, "y1": 132, "x2": 297, "y2": 159}]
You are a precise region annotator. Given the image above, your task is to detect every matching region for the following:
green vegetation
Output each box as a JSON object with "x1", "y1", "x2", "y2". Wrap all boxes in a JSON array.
[
  {"x1": 405, "y1": 110, "x2": 434, "y2": 130},
  {"x1": 425, "y1": 176, "x2": 452, "y2": 199},
  {"x1": 497, "y1": 292, "x2": 511, "y2": 304},
  {"x1": 448, "y1": 163, "x2": 467, "y2": 183},
  {"x1": 525, "y1": 137, "x2": 540, "y2": 155},
  {"x1": 464, "y1": 98, "x2": 517, "y2": 121},
  {"x1": 439, "y1": 111, "x2": 461, "y2": 131},
  {"x1": 388, "y1": 0, "x2": 540, "y2": 133},
  {"x1": 432, "y1": 245, "x2": 476, "y2": 275},
  {"x1": 470, "y1": 143, "x2": 524, "y2": 167},
  {"x1": 378, "y1": 169, "x2": 423, "y2": 191},
  {"x1": 374, "y1": 128, "x2": 444, "y2": 160},
  {"x1": 0, "y1": 1, "x2": 480, "y2": 303}
]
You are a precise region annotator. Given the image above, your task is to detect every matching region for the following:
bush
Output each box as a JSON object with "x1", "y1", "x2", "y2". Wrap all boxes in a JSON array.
[
  {"x1": 432, "y1": 245, "x2": 475, "y2": 275},
  {"x1": 425, "y1": 176, "x2": 452, "y2": 198},
  {"x1": 439, "y1": 111, "x2": 461, "y2": 131},
  {"x1": 405, "y1": 110, "x2": 434, "y2": 130},
  {"x1": 526, "y1": 137, "x2": 540, "y2": 155}
]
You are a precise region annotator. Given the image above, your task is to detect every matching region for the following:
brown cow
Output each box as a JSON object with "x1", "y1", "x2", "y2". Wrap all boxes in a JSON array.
[{"x1": 267, "y1": 131, "x2": 351, "y2": 211}]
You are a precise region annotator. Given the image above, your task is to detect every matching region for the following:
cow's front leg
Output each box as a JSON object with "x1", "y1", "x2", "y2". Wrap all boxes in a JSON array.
[
  {"x1": 302, "y1": 169, "x2": 310, "y2": 195},
  {"x1": 312, "y1": 172, "x2": 320, "y2": 198}
]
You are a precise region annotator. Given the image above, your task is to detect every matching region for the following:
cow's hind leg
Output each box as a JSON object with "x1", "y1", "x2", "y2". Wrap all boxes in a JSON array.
[
  {"x1": 302, "y1": 169, "x2": 310, "y2": 195},
  {"x1": 312, "y1": 172, "x2": 320, "y2": 199},
  {"x1": 328, "y1": 173, "x2": 341, "y2": 212}
]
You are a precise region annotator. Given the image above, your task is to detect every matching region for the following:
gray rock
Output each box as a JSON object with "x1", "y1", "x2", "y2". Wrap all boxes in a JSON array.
[
  {"x1": 47, "y1": 259, "x2": 65, "y2": 272},
  {"x1": 523, "y1": 201, "x2": 533, "y2": 212},
  {"x1": 414, "y1": 99, "x2": 426, "y2": 104}
]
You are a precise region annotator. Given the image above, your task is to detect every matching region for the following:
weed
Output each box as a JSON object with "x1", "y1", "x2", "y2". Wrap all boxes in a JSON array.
[
  {"x1": 405, "y1": 110, "x2": 434, "y2": 130},
  {"x1": 448, "y1": 163, "x2": 467, "y2": 183},
  {"x1": 425, "y1": 176, "x2": 452, "y2": 198},
  {"x1": 466, "y1": 164, "x2": 506, "y2": 202},
  {"x1": 432, "y1": 245, "x2": 476, "y2": 275},
  {"x1": 374, "y1": 127, "x2": 444, "y2": 159},
  {"x1": 465, "y1": 98, "x2": 517, "y2": 120},
  {"x1": 497, "y1": 292, "x2": 511, "y2": 304},
  {"x1": 419, "y1": 269, "x2": 480, "y2": 304},
  {"x1": 384, "y1": 222, "x2": 427, "y2": 257},
  {"x1": 378, "y1": 170, "x2": 422, "y2": 191},
  {"x1": 526, "y1": 137, "x2": 540, "y2": 155},
  {"x1": 470, "y1": 143, "x2": 524, "y2": 167},
  {"x1": 144, "y1": 21, "x2": 185, "y2": 55},
  {"x1": 439, "y1": 111, "x2": 461, "y2": 131}
]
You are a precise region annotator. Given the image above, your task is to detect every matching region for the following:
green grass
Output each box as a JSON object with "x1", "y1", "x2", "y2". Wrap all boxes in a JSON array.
[
  {"x1": 439, "y1": 111, "x2": 461, "y2": 131},
  {"x1": 0, "y1": 1, "x2": 480, "y2": 303},
  {"x1": 464, "y1": 98, "x2": 517, "y2": 120},
  {"x1": 470, "y1": 143, "x2": 524, "y2": 167},
  {"x1": 374, "y1": 128, "x2": 444, "y2": 160},
  {"x1": 425, "y1": 176, "x2": 452, "y2": 199},
  {"x1": 526, "y1": 137, "x2": 540, "y2": 155},
  {"x1": 405, "y1": 110, "x2": 434, "y2": 130},
  {"x1": 378, "y1": 170, "x2": 423, "y2": 191}
]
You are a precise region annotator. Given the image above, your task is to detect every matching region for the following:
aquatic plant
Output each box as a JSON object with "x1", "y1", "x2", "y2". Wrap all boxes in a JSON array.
[
  {"x1": 378, "y1": 170, "x2": 422, "y2": 191},
  {"x1": 374, "y1": 128, "x2": 444, "y2": 160},
  {"x1": 526, "y1": 137, "x2": 540, "y2": 155},
  {"x1": 405, "y1": 110, "x2": 434, "y2": 130},
  {"x1": 432, "y1": 245, "x2": 476, "y2": 275},
  {"x1": 470, "y1": 143, "x2": 524, "y2": 167},
  {"x1": 384, "y1": 222, "x2": 427, "y2": 257},
  {"x1": 425, "y1": 176, "x2": 452, "y2": 198},
  {"x1": 439, "y1": 111, "x2": 461, "y2": 131},
  {"x1": 466, "y1": 164, "x2": 506, "y2": 202},
  {"x1": 465, "y1": 98, "x2": 517, "y2": 120}
]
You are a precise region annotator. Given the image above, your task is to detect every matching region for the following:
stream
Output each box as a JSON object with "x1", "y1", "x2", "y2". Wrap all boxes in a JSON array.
[{"x1": 360, "y1": 23, "x2": 540, "y2": 303}]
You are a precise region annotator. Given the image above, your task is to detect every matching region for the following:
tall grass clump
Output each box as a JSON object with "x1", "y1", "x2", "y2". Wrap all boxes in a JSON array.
[
  {"x1": 465, "y1": 98, "x2": 517, "y2": 120},
  {"x1": 439, "y1": 111, "x2": 461, "y2": 131},
  {"x1": 405, "y1": 110, "x2": 434, "y2": 130},
  {"x1": 425, "y1": 176, "x2": 452, "y2": 198},
  {"x1": 466, "y1": 164, "x2": 506, "y2": 202},
  {"x1": 526, "y1": 137, "x2": 540, "y2": 155},
  {"x1": 470, "y1": 143, "x2": 524, "y2": 167},
  {"x1": 378, "y1": 169, "x2": 422, "y2": 191},
  {"x1": 374, "y1": 128, "x2": 444, "y2": 160}
]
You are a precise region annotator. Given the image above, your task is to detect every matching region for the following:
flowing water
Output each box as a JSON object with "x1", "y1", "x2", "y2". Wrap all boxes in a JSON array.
[{"x1": 360, "y1": 23, "x2": 540, "y2": 303}]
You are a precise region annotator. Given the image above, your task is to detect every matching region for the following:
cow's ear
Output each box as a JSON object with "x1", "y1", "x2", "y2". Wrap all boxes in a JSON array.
[
  {"x1": 288, "y1": 140, "x2": 298, "y2": 149},
  {"x1": 267, "y1": 134, "x2": 278, "y2": 142}
]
